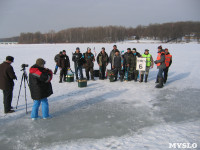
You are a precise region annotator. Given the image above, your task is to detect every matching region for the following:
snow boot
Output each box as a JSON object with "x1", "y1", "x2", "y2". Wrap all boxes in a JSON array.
[
  {"x1": 139, "y1": 74, "x2": 144, "y2": 83},
  {"x1": 145, "y1": 75, "x2": 148, "y2": 83},
  {"x1": 155, "y1": 76, "x2": 159, "y2": 83},
  {"x1": 134, "y1": 75, "x2": 138, "y2": 82},
  {"x1": 155, "y1": 78, "x2": 164, "y2": 88},
  {"x1": 59, "y1": 76, "x2": 62, "y2": 83}
]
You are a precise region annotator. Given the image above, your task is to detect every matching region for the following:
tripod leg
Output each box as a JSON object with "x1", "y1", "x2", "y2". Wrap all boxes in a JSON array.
[
  {"x1": 16, "y1": 75, "x2": 24, "y2": 109},
  {"x1": 24, "y1": 77, "x2": 28, "y2": 114}
]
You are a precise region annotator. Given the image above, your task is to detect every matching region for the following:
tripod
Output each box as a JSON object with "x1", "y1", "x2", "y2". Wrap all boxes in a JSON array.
[{"x1": 16, "y1": 68, "x2": 29, "y2": 114}]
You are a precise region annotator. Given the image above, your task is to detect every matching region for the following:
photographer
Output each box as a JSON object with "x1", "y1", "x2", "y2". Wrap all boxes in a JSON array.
[
  {"x1": 0, "y1": 56, "x2": 17, "y2": 114},
  {"x1": 29, "y1": 58, "x2": 53, "y2": 120},
  {"x1": 72, "y1": 47, "x2": 84, "y2": 80}
]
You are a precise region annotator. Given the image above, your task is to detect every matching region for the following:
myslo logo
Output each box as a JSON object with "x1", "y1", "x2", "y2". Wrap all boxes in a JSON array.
[{"x1": 169, "y1": 143, "x2": 198, "y2": 149}]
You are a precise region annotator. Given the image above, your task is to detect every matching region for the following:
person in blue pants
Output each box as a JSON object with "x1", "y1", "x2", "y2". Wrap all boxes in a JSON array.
[{"x1": 29, "y1": 58, "x2": 53, "y2": 120}]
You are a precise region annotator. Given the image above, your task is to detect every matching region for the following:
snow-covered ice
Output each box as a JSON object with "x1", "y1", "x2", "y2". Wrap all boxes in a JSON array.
[{"x1": 0, "y1": 43, "x2": 200, "y2": 150}]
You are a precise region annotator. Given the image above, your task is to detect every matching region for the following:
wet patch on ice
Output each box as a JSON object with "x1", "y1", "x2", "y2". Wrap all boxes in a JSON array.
[{"x1": 152, "y1": 88, "x2": 200, "y2": 123}]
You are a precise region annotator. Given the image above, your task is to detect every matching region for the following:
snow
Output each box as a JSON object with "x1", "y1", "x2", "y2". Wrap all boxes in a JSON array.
[{"x1": 0, "y1": 43, "x2": 200, "y2": 150}]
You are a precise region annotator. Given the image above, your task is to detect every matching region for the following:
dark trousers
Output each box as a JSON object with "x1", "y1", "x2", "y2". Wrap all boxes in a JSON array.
[
  {"x1": 60, "y1": 68, "x2": 67, "y2": 81},
  {"x1": 163, "y1": 67, "x2": 169, "y2": 82},
  {"x1": 114, "y1": 67, "x2": 121, "y2": 80},
  {"x1": 74, "y1": 64, "x2": 83, "y2": 79},
  {"x1": 132, "y1": 67, "x2": 139, "y2": 80},
  {"x1": 157, "y1": 68, "x2": 164, "y2": 78},
  {"x1": 3, "y1": 86, "x2": 13, "y2": 113},
  {"x1": 99, "y1": 65, "x2": 106, "y2": 79},
  {"x1": 85, "y1": 67, "x2": 94, "y2": 80}
]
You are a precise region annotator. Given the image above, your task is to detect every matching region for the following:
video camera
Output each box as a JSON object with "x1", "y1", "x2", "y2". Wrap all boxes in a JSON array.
[{"x1": 21, "y1": 64, "x2": 29, "y2": 70}]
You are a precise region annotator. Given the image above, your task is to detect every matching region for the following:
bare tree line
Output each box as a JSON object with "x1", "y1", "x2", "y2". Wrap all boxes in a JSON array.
[{"x1": 1, "y1": 21, "x2": 199, "y2": 43}]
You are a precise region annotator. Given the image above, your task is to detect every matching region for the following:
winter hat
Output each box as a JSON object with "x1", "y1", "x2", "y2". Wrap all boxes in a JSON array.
[
  {"x1": 59, "y1": 51, "x2": 63, "y2": 55},
  {"x1": 87, "y1": 47, "x2": 91, "y2": 50},
  {"x1": 102, "y1": 47, "x2": 105, "y2": 50},
  {"x1": 165, "y1": 48, "x2": 168, "y2": 51},
  {"x1": 113, "y1": 45, "x2": 117, "y2": 47},
  {"x1": 127, "y1": 48, "x2": 131, "y2": 51},
  {"x1": 63, "y1": 50, "x2": 66, "y2": 52},
  {"x1": 76, "y1": 47, "x2": 80, "y2": 50},
  {"x1": 6, "y1": 56, "x2": 14, "y2": 62},
  {"x1": 36, "y1": 58, "x2": 46, "y2": 67},
  {"x1": 158, "y1": 46, "x2": 162, "y2": 49},
  {"x1": 145, "y1": 49, "x2": 149, "y2": 51},
  {"x1": 132, "y1": 48, "x2": 136, "y2": 51}
]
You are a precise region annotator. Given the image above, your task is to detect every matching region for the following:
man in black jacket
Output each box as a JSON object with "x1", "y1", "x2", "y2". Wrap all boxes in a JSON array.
[
  {"x1": 123, "y1": 48, "x2": 133, "y2": 81},
  {"x1": 53, "y1": 51, "x2": 62, "y2": 74},
  {"x1": 0, "y1": 56, "x2": 17, "y2": 113},
  {"x1": 58, "y1": 50, "x2": 70, "y2": 83},
  {"x1": 72, "y1": 47, "x2": 84, "y2": 80},
  {"x1": 29, "y1": 58, "x2": 53, "y2": 120},
  {"x1": 97, "y1": 47, "x2": 109, "y2": 79},
  {"x1": 132, "y1": 48, "x2": 141, "y2": 82},
  {"x1": 112, "y1": 51, "x2": 122, "y2": 81}
]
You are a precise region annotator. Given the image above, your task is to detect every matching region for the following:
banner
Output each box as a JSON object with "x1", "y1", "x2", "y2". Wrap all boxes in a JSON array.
[{"x1": 136, "y1": 57, "x2": 146, "y2": 71}]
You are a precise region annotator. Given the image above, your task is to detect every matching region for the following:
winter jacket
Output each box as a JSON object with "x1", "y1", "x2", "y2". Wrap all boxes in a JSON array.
[
  {"x1": 155, "y1": 50, "x2": 166, "y2": 69},
  {"x1": 0, "y1": 62, "x2": 17, "y2": 90},
  {"x1": 112, "y1": 55, "x2": 121, "y2": 68},
  {"x1": 29, "y1": 64, "x2": 53, "y2": 100},
  {"x1": 58, "y1": 54, "x2": 70, "y2": 69},
  {"x1": 83, "y1": 52, "x2": 95, "y2": 68},
  {"x1": 165, "y1": 52, "x2": 172, "y2": 67},
  {"x1": 54, "y1": 54, "x2": 60, "y2": 63},
  {"x1": 97, "y1": 52, "x2": 109, "y2": 66},
  {"x1": 123, "y1": 52, "x2": 133, "y2": 66},
  {"x1": 72, "y1": 52, "x2": 84, "y2": 66},
  {"x1": 109, "y1": 49, "x2": 120, "y2": 63}
]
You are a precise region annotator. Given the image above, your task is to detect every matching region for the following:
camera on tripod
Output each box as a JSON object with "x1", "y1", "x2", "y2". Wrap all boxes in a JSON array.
[
  {"x1": 21, "y1": 64, "x2": 29, "y2": 69},
  {"x1": 16, "y1": 63, "x2": 29, "y2": 114}
]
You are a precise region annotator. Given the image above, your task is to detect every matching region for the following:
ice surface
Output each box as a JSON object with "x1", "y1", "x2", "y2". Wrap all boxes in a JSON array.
[{"x1": 0, "y1": 43, "x2": 200, "y2": 150}]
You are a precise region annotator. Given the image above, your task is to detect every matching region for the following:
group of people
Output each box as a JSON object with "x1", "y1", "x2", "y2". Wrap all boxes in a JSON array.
[
  {"x1": 54, "y1": 45, "x2": 172, "y2": 87},
  {"x1": 0, "y1": 45, "x2": 172, "y2": 121}
]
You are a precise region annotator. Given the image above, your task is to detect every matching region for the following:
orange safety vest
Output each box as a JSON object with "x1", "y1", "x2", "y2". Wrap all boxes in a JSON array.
[
  {"x1": 165, "y1": 54, "x2": 172, "y2": 67},
  {"x1": 156, "y1": 51, "x2": 165, "y2": 66}
]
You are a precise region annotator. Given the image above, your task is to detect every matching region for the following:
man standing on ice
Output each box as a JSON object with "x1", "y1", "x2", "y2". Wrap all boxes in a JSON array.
[
  {"x1": 53, "y1": 51, "x2": 62, "y2": 75},
  {"x1": 154, "y1": 46, "x2": 166, "y2": 88},
  {"x1": 72, "y1": 47, "x2": 84, "y2": 80},
  {"x1": 29, "y1": 58, "x2": 53, "y2": 120},
  {"x1": 58, "y1": 50, "x2": 70, "y2": 83},
  {"x1": 97, "y1": 47, "x2": 109, "y2": 80},
  {"x1": 83, "y1": 47, "x2": 95, "y2": 81},
  {"x1": 109, "y1": 45, "x2": 119, "y2": 70},
  {"x1": 140, "y1": 49, "x2": 154, "y2": 83},
  {"x1": 163, "y1": 48, "x2": 172, "y2": 84},
  {"x1": 0, "y1": 56, "x2": 17, "y2": 114}
]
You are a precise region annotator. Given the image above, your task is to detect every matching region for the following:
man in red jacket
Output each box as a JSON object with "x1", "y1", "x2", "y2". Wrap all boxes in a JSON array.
[
  {"x1": 29, "y1": 58, "x2": 53, "y2": 120},
  {"x1": 0, "y1": 56, "x2": 17, "y2": 113}
]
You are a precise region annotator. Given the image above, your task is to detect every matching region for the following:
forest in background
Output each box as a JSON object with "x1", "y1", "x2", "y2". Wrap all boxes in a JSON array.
[{"x1": 1, "y1": 21, "x2": 200, "y2": 44}]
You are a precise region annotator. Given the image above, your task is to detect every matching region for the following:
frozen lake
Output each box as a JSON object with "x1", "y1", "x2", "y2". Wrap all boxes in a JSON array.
[{"x1": 0, "y1": 43, "x2": 200, "y2": 149}]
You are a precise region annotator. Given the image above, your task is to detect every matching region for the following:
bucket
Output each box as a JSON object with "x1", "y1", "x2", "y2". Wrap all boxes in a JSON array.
[
  {"x1": 78, "y1": 79, "x2": 87, "y2": 87},
  {"x1": 66, "y1": 74, "x2": 74, "y2": 82}
]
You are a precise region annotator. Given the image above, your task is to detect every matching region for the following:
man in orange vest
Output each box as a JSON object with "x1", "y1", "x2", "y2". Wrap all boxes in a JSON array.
[
  {"x1": 163, "y1": 48, "x2": 172, "y2": 84},
  {"x1": 154, "y1": 46, "x2": 166, "y2": 88}
]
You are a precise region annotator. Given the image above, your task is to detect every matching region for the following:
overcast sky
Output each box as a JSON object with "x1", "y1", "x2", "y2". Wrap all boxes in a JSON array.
[{"x1": 0, "y1": 0, "x2": 200, "y2": 38}]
